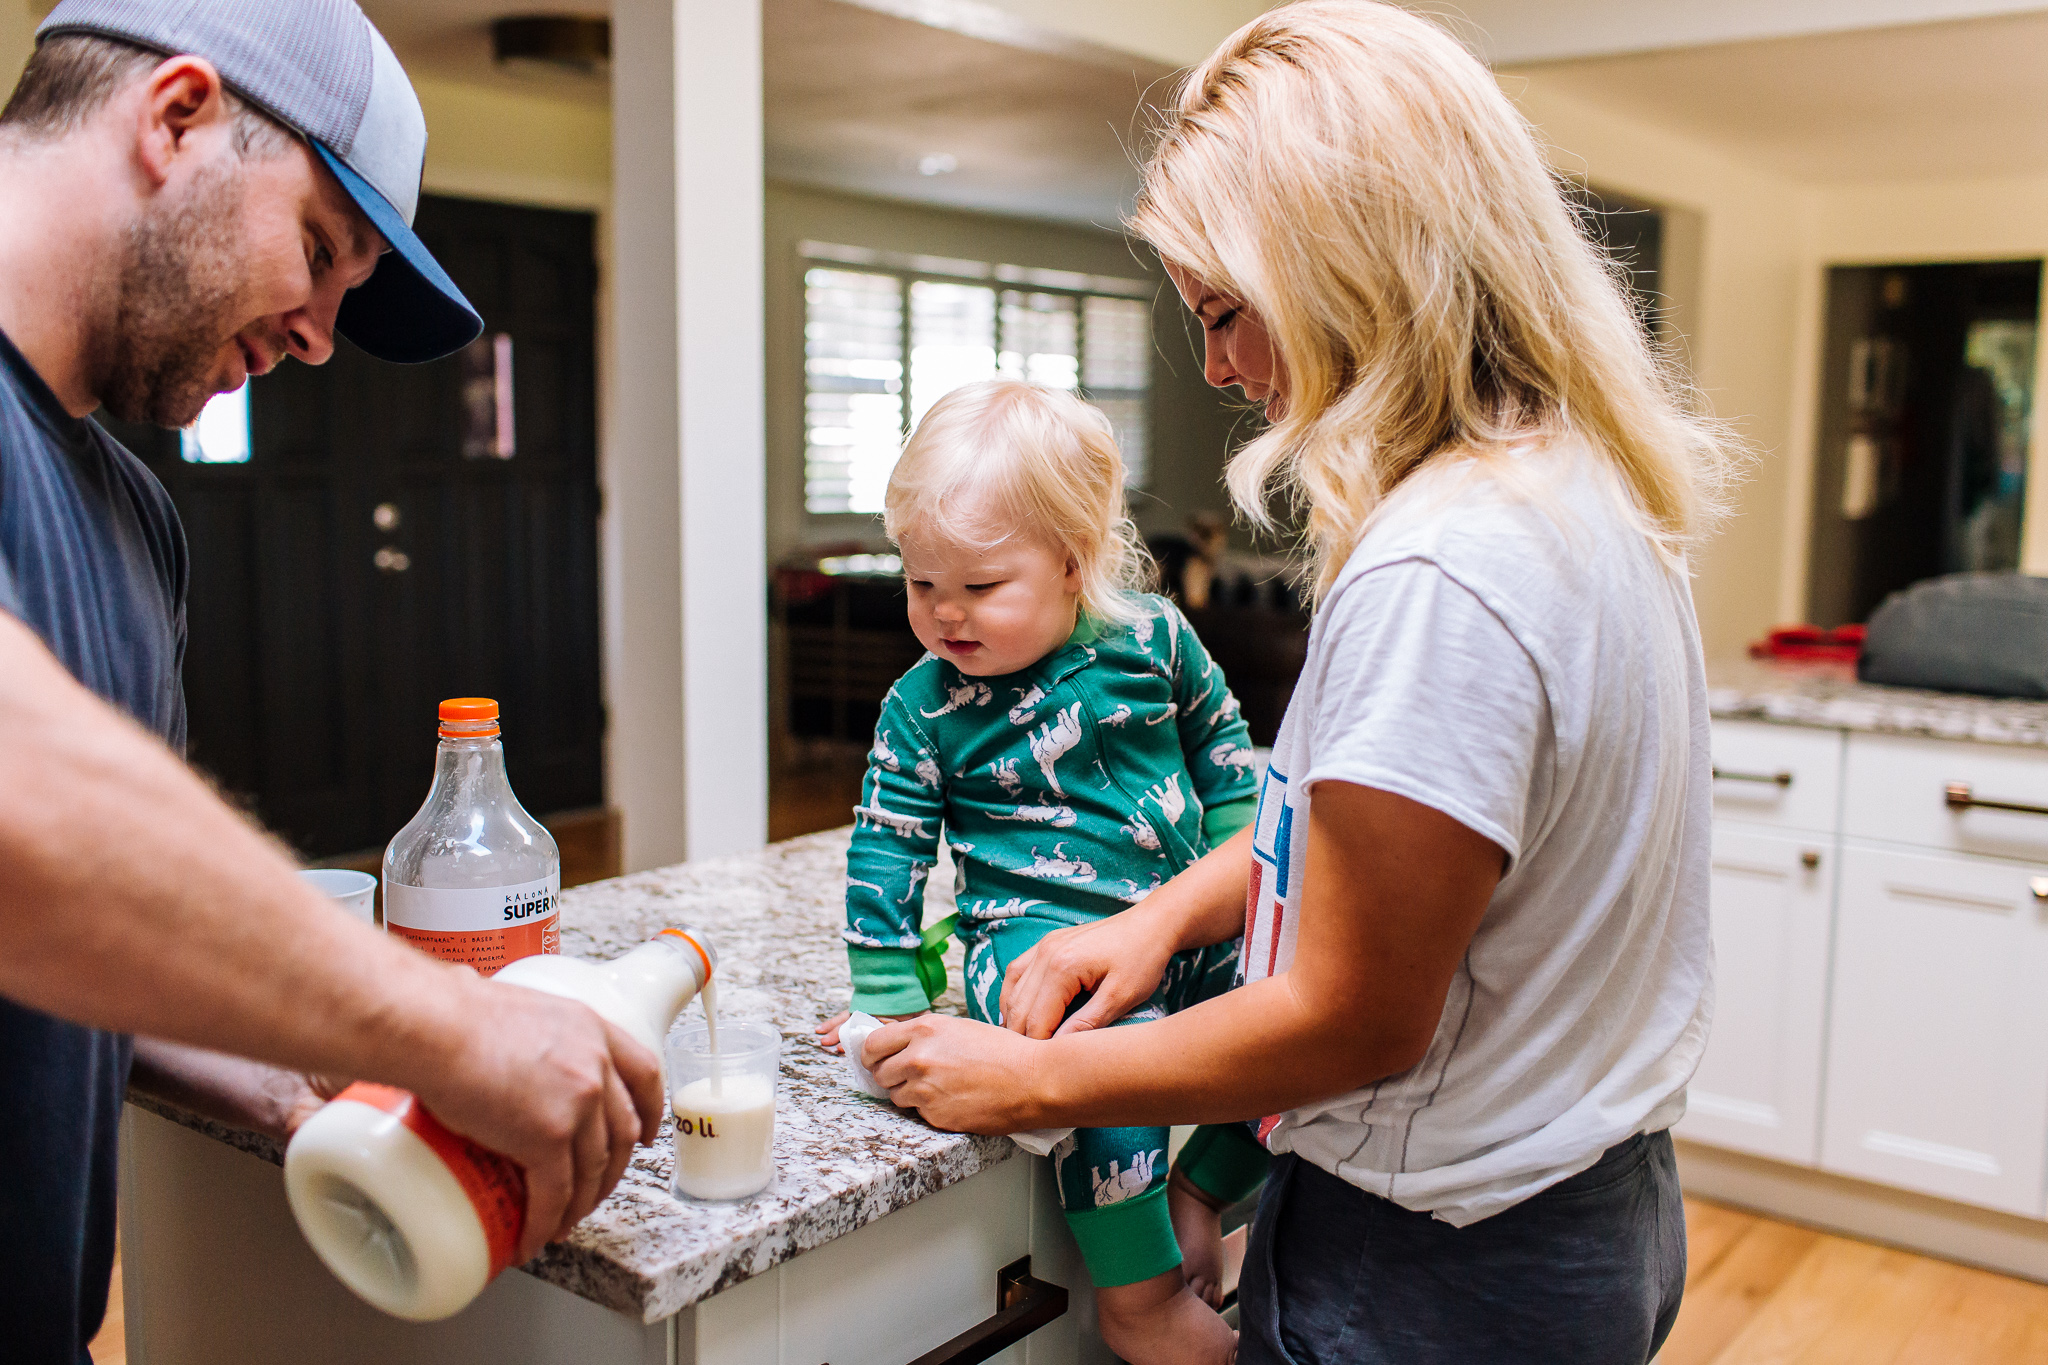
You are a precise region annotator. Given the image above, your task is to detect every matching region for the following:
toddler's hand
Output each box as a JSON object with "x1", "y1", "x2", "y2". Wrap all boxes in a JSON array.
[{"x1": 816, "y1": 1011, "x2": 850, "y2": 1052}]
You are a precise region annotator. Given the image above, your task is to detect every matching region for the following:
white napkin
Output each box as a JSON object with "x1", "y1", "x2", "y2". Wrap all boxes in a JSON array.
[
  {"x1": 839, "y1": 1011, "x2": 1076, "y2": 1155},
  {"x1": 839, "y1": 1012, "x2": 892, "y2": 1099}
]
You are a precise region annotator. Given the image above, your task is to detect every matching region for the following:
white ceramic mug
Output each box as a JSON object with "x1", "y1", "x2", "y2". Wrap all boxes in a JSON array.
[{"x1": 300, "y1": 868, "x2": 377, "y2": 926}]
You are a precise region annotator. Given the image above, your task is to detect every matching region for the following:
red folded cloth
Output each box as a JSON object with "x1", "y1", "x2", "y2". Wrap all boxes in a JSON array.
[{"x1": 1748, "y1": 623, "x2": 1866, "y2": 662}]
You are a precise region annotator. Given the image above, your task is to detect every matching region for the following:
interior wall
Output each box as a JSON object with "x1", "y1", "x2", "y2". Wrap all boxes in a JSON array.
[
  {"x1": 763, "y1": 181, "x2": 1245, "y2": 563},
  {"x1": 1509, "y1": 76, "x2": 1817, "y2": 659}
]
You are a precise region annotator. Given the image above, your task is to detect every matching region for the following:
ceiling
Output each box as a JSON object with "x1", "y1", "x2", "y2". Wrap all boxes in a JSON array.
[
  {"x1": 359, "y1": 0, "x2": 1175, "y2": 227},
  {"x1": 1509, "y1": 8, "x2": 2048, "y2": 183}
]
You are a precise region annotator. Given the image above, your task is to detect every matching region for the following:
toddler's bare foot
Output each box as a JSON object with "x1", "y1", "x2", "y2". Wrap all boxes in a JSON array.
[
  {"x1": 1170, "y1": 1170, "x2": 1230, "y2": 1309},
  {"x1": 1096, "y1": 1269, "x2": 1235, "y2": 1365}
]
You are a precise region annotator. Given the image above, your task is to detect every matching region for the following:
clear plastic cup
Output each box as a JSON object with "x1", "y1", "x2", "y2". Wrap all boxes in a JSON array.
[
  {"x1": 301, "y1": 868, "x2": 377, "y2": 926},
  {"x1": 667, "y1": 1021, "x2": 781, "y2": 1200}
]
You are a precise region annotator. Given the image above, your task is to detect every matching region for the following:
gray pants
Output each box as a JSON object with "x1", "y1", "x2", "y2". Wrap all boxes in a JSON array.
[{"x1": 1238, "y1": 1131, "x2": 1686, "y2": 1364}]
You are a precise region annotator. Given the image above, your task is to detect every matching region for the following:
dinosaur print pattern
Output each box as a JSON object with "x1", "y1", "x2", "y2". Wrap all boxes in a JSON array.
[
  {"x1": 1022, "y1": 842, "x2": 1097, "y2": 882},
  {"x1": 1120, "y1": 809, "x2": 1161, "y2": 850},
  {"x1": 921, "y1": 680, "x2": 993, "y2": 718},
  {"x1": 1209, "y1": 741, "x2": 1257, "y2": 774},
  {"x1": 1089, "y1": 1148, "x2": 1164, "y2": 1206},
  {"x1": 1146, "y1": 773, "x2": 1186, "y2": 826},
  {"x1": 988, "y1": 757, "x2": 1023, "y2": 796},
  {"x1": 1102, "y1": 704, "x2": 1132, "y2": 727},
  {"x1": 1029, "y1": 703, "x2": 1085, "y2": 797},
  {"x1": 990, "y1": 803, "x2": 1078, "y2": 828},
  {"x1": 1008, "y1": 684, "x2": 1047, "y2": 725}
]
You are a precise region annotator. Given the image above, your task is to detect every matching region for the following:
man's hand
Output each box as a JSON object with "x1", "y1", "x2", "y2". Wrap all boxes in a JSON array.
[
  {"x1": 864, "y1": 1014, "x2": 1042, "y2": 1133},
  {"x1": 999, "y1": 911, "x2": 1178, "y2": 1040},
  {"x1": 410, "y1": 978, "x2": 664, "y2": 1263}
]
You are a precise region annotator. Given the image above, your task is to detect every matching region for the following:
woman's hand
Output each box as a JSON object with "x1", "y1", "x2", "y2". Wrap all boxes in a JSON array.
[
  {"x1": 1001, "y1": 826, "x2": 1258, "y2": 1039},
  {"x1": 999, "y1": 912, "x2": 1179, "y2": 1040},
  {"x1": 816, "y1": 1008, "x2": 926, "y2": 1053},
  {"x1": 864, "y1": 1014, "x2": 1044, "y2": 1133}
]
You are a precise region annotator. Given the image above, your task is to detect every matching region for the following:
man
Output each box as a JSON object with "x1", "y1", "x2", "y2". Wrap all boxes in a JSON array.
[{"x1": 0, "y1": 4, "x2": 662, "y2": 1359}]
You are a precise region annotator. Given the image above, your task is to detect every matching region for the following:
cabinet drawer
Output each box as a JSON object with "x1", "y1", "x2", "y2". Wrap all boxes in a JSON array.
[
  {"x1": 1820, "y1": 843, "x2": 2048, "y2": 1217},
  {"x1": 1709, "y1": 720, "x2": 1843, "y2": 834},
  {"x1": 1843, "y1": 733, "x2": 2048, "y2": 861}
]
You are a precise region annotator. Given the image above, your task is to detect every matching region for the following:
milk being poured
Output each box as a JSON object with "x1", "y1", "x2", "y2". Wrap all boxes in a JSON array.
[
  {"x1": 283, "y1": 928, "x2": 717, "y2": 1322},
  {"x1": 669, "y1": 990, "x2": 779, "y2": 1201}
]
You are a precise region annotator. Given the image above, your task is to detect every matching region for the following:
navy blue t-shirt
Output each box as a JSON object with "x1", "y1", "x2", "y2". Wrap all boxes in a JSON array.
[{"x1": 0, "y1": 325, "x2": 187, "y2": 1363}]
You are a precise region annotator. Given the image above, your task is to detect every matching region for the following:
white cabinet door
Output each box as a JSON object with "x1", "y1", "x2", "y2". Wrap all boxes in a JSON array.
[
  {"x1": 1821, "y1": 843, "x2": 2048, "y2": 1217},
  {"x1": 1677, "y1": 827, "x2": 1833, "y2": 1164}
]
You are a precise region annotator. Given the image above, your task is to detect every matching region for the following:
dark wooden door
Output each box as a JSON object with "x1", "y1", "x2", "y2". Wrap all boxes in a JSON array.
[{"x1": 109, "y1": 195, "x2": 603, "y2": 859}]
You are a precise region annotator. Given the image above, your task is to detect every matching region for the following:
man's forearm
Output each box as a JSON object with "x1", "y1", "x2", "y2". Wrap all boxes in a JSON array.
[
  {"x1": 129, "y1": 1037, "x2": 319, "y2": 1139},
  {"x1": 0, "y1": 617, "x2": 471, "y2": 1093}
]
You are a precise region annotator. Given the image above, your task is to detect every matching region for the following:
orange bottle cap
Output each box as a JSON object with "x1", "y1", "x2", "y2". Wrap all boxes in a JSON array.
[{"x1": 438, "y1": 697, "x2": 501, "y2": 740}]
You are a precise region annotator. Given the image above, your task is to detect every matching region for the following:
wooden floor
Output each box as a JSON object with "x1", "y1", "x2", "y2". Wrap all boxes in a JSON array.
[
  {"x1": 88, "y1": 1198, "x2": 2048, "y2": 1362},
  {"x1": 1655, "y1": 1199, "x2": 2048, "y2": 1363}
]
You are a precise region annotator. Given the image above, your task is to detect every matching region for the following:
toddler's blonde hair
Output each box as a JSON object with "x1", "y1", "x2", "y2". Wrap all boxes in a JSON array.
[
  {"x1": 1129, "y1": 0, "x2": 1740, "y2": 600},
  {"x1": 884, "y1": 380, "x2": 1152, "y2": 625}
]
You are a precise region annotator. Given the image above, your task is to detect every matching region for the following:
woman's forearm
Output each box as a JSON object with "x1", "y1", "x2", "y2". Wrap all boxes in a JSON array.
[{"x1": 1148, "y1": 824, "x2": 1255, "y2": 953}]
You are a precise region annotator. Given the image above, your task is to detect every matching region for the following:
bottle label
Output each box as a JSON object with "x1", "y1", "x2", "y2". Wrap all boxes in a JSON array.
[
  {"x1": 385, "y1": 874, "x2": 561, "y2": 977},
  {"x1": 338, "y1": 1082, "x2": 525, "y2": 1279}
]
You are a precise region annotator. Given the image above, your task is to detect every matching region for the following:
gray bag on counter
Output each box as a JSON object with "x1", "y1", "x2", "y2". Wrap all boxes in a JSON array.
[{"x1": 1859, "y1": 572, "x2": 2048, "y2": 698}]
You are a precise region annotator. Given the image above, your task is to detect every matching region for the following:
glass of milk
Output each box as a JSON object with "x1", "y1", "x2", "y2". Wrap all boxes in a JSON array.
[{"x1": 667, "y1": 1020, "x2": 780, "y2": 1200}]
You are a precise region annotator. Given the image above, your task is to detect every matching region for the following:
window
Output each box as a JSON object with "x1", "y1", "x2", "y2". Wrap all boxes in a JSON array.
[
  {"x1": 800, "y1": 242, "x2": 1153, "y2": 516},
  {"x1": 180, "y1": 386, "x2": 251, "y2": 464}
]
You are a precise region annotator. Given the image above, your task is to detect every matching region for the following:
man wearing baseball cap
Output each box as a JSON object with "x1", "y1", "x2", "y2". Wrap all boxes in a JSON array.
[{"x1": 0, "y1": 4, "x2": 657, "y2": 1358}]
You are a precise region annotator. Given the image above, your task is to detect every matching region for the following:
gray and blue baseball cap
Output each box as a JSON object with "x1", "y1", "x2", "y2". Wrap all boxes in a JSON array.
[{"x1": 37, "y1": 0, "x2": 484, "y2": 364}]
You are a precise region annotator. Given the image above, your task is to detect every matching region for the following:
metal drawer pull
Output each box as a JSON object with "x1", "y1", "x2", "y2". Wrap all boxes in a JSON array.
[
  {"x1": 1944, "y1": 783, "x2": 2048, "y2": 818},
  {"x1": 906, "y1": 1256, "x2": 1068, "y2": 1365},
  {"x1": 1801, "y1": 849, "x2": 1821, "y2": 870},
  {"x1": 1712, "y1": 766, "x2": 1793, "y2": 787}
]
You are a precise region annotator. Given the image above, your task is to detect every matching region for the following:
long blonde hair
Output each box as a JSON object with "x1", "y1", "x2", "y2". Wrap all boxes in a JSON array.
[
  {"x1": 884, "y1": 380, "x2": 1153, "y2": 624},
  {"x1": 1129, "y1": 0, "x2": 1737, "y2": 598}
]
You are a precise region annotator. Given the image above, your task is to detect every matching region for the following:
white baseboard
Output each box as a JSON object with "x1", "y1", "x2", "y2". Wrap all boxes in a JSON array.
[{"x1": 1675, "y1": 1139, "x2": 2048, "y2": 1284}]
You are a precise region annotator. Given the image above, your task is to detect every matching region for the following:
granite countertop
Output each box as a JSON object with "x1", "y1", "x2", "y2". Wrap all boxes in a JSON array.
[
  {"x1": 132, "y1": 829, "x2": 1014, "y2": 1324},
  {"x1": 1708, "y1": 657, "x2": 2048, "y2": 750}
]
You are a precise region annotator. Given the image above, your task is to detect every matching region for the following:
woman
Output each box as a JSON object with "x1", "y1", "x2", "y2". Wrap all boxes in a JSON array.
[{"x1": 864, "y1": 3, "x2": 1735, "y2": 1360}]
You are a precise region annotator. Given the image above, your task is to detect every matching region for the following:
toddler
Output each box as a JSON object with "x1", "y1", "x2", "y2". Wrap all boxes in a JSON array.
[{"x1": 820, "y1": 379, "x2": 1269, "y2": 1365}]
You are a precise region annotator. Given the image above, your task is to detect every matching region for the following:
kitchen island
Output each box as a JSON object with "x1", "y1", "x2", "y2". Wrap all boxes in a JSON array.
[{"x1": 118, "y1": 830, "x2": 1111, "y2": 1365}]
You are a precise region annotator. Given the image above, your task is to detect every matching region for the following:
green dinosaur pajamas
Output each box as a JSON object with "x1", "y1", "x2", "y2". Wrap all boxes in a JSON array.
[{"x1": 844, "y1": 593, "x2": 1271, "y2": 1286}]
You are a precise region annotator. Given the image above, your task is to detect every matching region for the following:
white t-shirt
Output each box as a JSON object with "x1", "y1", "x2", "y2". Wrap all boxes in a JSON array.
[{"x1": 1244, "y1": 438, "x2": 1713, "y2": 1226}]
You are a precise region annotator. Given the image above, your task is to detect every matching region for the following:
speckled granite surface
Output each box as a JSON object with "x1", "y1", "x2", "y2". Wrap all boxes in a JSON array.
[
  {"x1": 138, "y1": 829, "x2": 1016, "y2": 1324},
  {"x1": 1708, "y1": 658, "x2": 2048, "y2": 749}
]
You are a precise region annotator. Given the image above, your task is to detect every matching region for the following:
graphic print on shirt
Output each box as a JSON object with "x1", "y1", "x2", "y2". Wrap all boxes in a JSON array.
[
  {"x1": 922, "y1": 680, "x2": 993, "y2": 718},
  {"x1": 1145, "y1": 773, "x2": 1186, "y2": 825},
  {"x1": 1008, "y1": 684, "x2": 1048, "y2": 725},
  {"x1": 990, "y1": 802, "x2": 1078, "y2": 827},
  {"x1": 1103, "y1": 704, "x2": 1132, "y2": 727},
  {"x1": 1090, "y1": 1148, "x2": 1164, "y2": 1206},
  {"x1": 1029, "y1": 703, "x2": 1084, "y2": 796},
  {"x1": 1246, "y1": 762, "x2": 1299, "y2": 985},
  {"x1": 988, "y1": 756, "x2": 1023, "y2": 796},
  {"x1": 1209, "y1": 741, "x2": 1256, "y2": 774},
  {"x1": 1022, "y1": 842, "x2": 1096, "y2": 882},
  {"x1": 1120, "y1": 808, "x2": 1161, "y2": 850},
  {"x1": 870, "y1": 729, "x2": 902, "y2": 773}
]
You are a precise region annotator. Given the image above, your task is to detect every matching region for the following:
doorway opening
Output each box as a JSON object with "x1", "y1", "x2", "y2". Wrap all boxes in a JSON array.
[{"x1": 1806, "y1": 259, "x2": 2041, "y2": 627}]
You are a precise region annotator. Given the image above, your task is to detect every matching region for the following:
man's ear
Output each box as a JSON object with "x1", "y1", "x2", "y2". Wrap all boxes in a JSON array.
[{"x1": 133, "y1": 55, "x2": 230, "y2": 189}]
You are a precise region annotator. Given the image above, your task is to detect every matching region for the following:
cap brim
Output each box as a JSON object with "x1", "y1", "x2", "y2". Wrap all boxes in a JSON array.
[{"x1": 315, "y1": 143, "x2": 484, "y2": 365}]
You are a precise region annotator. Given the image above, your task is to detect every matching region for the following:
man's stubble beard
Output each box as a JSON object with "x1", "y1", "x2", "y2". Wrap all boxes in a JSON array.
[{"x1": 93, "y1": 157, "x2": 253, "y2": 428}]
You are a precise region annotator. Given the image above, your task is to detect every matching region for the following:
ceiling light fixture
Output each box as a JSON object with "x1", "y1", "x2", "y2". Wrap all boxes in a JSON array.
[
  {"x1": 491, "y1": 15, "x2": 611, "y2": 77},
  {"x1": 916, "y1": 153, "x2": 959, "y2": 177}
]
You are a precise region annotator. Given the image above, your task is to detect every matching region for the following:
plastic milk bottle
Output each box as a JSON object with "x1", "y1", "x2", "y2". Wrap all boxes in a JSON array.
[
  {"x1": 383, "y1": 698, "x2": 560, "y2": 976},
  {"x1": 283, "y1": 928, "x2": 718, "y2": 1321}
]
